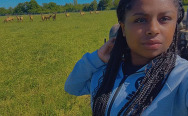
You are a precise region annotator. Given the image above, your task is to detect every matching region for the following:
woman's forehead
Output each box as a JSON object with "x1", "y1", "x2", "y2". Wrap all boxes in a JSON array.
[{"x1": 127, "y1": 0, "x2": 177, "y2": 14}]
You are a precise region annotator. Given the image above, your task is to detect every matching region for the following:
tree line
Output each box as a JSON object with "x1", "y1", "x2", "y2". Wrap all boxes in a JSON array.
[
  {"x1": 0, "y1": 0, "x2": 120, "y2": 16},
  {"x1": 183, "y1": 0, "x2": 188, "y2": 5}
]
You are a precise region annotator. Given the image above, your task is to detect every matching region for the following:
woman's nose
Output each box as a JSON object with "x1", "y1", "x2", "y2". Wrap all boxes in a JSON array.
[{"x1": 146, "y1": 20, "x2": 160, "y2": 36}]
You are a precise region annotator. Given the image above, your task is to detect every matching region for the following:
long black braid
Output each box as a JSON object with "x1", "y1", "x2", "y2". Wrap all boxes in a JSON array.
[{"x1": 92, "y1": 0, "x2": 184, "y2": 116}]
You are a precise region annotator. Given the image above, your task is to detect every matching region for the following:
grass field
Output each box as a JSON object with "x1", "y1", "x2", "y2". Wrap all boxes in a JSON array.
[{"x1": 0, "y1": 11, "x2": 117, "y2": 116}]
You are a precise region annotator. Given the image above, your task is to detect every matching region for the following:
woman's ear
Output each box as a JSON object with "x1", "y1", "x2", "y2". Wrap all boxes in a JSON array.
[{"x1": 120, "y1": 22, "x2": 126, "y2": 37}]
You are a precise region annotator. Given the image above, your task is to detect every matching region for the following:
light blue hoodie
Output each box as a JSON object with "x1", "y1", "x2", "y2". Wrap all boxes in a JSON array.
[{"x1": 64, "y1": 50, "x2": 188, "y2": 116}]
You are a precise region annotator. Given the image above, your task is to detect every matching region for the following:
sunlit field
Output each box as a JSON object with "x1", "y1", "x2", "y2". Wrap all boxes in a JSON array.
[{"x1": 0, "y1": 10, "x2": 117, "y2": 116}]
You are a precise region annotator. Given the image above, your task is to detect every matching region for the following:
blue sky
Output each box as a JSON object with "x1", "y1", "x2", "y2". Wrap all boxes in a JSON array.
[{"x1": 0, "y1": 0, "x2": 99, "y2": 9}]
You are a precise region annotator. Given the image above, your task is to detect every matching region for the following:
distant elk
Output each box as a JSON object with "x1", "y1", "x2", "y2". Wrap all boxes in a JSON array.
[
  {"x1": 90, "y1": 11, "x2": 93, "y2": 14},
  {"x1": 95, "y1": 11, "x2": 100, "y2": 14},
  {"x1": 29, "y1": 15, "x2": 33, "y2": 21},
  {"x1": 16, "y1": 16, "x2": 20, "y2": 21},
  {"x1": 80, "y1": 11, "x2": 85, "y2": 16},
  {"x1": 16, "y1": 16, "x2": 23, "y2": 22},
  {"x1": 3, "y1": 17, "x2": 14, "y2": 23},
  {"x1": 41, "y1": 14, "x2": 45, "y2": 21},
  {"x1": 44, "y1": 15, "x2": 52, "y2": 21},
  {"x1": 52, "y1": 13, "x2": 56, "y2": 21},
  {"x1": 20, "y1": 16, "x2": 24, "y2": 22},
  {"x1": 65, "y1": 12, "x2": 70, "y2": 17}
]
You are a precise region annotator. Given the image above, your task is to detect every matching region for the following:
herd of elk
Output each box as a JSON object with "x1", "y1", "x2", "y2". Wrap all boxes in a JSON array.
[
  {"x1": 16, "y1": 15, "x2": 24, "y2": 22},
  {"x1": 41, "y1": 14, "x2": 52, "y2": 21},
  {"x1": 80, "y1": 11, "x2": 99, "y2": 16},
  {"x1": 89, "y1": 11, "x2": 100, "y2": 14},
  {"x1": 41, "y1": 13, "x2": 57, "y2": 21},
  {"x1": 3, "y1": 11, "x2": 101, "y2": 23}
]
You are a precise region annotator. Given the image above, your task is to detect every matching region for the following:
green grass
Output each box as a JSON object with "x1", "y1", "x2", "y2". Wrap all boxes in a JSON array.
[
  {"x1": 0, "y1": 11, "x2": 117, "y2": 116},
  {"x1": 184, "y1": 5, "x2": 188, "y2": 11}
]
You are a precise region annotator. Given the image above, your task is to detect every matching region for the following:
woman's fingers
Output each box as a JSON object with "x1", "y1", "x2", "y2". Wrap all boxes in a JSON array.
[
  {"x1": 108, "y1": 38, "x2": 116, "y2": 47},
  {"x1": 98, "y1": 38, "x2": 116, "y2": 63}
]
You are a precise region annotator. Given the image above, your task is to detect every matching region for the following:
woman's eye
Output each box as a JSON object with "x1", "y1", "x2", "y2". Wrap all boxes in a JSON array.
[
  {"x1": 160, "y1": 17, "x2": 171, "y2": 22},
  {"x1": 134, "y1": 18, "x2": 147, "y2": 23}
]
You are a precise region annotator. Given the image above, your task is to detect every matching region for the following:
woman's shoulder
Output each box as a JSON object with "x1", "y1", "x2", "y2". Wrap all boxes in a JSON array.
[
  {"x1": 166, "y1": 55, "x2": 188, "y2": 90},
  {"x1": 90, "y1": 65, "x2": 106, "y2": 87},
  {"x1": 176, "y1": 55, "x2": 188, "y2": 70},
  {"x1": 175, "y1": 56, "x2": 188, "y2": 96}
]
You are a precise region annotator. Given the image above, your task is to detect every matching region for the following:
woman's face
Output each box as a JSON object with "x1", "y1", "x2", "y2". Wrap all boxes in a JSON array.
[{"x1": 120, "y1": 0, "x2": 178, "y2": 65}]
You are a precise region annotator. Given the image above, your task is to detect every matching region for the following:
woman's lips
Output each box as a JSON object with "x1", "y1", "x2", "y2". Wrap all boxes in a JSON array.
[{"x1": 142, "y1": 40, "x2": 162, "y2": 50}]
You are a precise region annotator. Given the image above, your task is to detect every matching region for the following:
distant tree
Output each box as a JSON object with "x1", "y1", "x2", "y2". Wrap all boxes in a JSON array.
[
  {"x1": 89, "y1": 0, "x2": 98, "y2": 11},
  {"x1": 59, "y1": 6, "x2": 66, "y2": 13},
  {"x1": 183, "y1": 0, "x2": 188, "y2": 5},
  {"x1": 97, "y1": 0, "x2": 104, "y2": 10},
  {"x1": 74, "y1": 4, "x2": 84, "y2": 12},
  {"x1": 7, "y1": 7, "x2": 14, "y2": 14},
  {"x1": 27, "y1": 0, "x2": 41, "y2": 14},
  {"x1": 14, "y1": 3, "x2": 26, "y2": 14},
  {"x1": 48, "y1": 2, "x2": 57, "y2": 8},
  {"x1": 24, "y1": 2, "x2": 30, "y2": 13},
  {"x1": 42, "y1": 3, "x2": 50, "y2": 13},
  {"x1": 42, "y1": 4, "x2": 48, "y2": 13},
  {"x1": 43, "y1": 2, "x2": 60, "y2": 12},
  {"x1": 64, "y1": 3, "x2": 74, "y2": 12},
  {"x1": 113, "y1": 0, "x2": 120, "y2": 9},
  {"x1": 98, "y1": 0, "x2": 113, "y2": 10},
  {"x1": 0, "y1": 7, "x2": 8, "y2": 15},
  {"x1": 0, "y1": 0, "x2": 119, "y2": 15},
  {"x1": 83, "y1": 4, "x2": 90, "y2": 11},
  {"x1": 74, "y1": 0, "x2": 78, "y2": 5}
]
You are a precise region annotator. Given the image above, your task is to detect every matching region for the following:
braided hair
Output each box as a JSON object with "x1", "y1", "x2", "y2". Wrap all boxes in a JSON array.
[{"x1": 92, "y1": 0, "x2": 184, "y2": 116}]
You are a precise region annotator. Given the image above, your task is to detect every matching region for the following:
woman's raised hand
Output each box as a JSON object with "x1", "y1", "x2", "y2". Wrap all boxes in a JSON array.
[{"x1": 97, "y1": 38, "x2": 116, "y2": 63}]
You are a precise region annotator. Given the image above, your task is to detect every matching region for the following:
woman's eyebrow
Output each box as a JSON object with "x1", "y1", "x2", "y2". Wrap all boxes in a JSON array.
[
  {"x1": 132, "y1": 13, "x2": 147, "y2": 16},
  {"x1": 132, "y1": 11, "x2": 175, "y2": 16}
]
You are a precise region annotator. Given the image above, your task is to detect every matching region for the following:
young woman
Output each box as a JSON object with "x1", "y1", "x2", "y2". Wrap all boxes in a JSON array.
[{"x1": 65, "y1": 0, "x2": 188, "y2": 115}]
